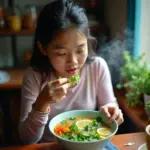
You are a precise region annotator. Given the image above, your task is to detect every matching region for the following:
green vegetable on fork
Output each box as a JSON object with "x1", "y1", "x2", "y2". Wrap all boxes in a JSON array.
[{"x1": 68, "y1": 74, "x2": 80, "y2": 86}]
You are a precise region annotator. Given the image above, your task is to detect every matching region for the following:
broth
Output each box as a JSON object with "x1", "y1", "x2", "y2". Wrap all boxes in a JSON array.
[{"x1": 54, "y1": 116, "x2": 113, "y2": 142}]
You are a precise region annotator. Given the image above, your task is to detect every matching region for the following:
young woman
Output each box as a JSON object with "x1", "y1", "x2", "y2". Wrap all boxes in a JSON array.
[{"x1": 19, "y1": 0, "x2": 123, "y2": 144}]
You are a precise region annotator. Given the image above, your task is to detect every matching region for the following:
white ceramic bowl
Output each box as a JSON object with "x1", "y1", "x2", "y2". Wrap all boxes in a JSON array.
[{"x1": 49, "y1": 110, "x2": 118, "y2": 150}]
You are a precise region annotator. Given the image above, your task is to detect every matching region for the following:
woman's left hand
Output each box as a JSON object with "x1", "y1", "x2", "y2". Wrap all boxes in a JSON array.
[{"x1": 100, "y1": 103, "x2": 124, "y2": 125}]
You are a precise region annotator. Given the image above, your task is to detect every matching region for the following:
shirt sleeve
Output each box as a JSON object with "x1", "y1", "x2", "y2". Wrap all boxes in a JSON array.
[
  {"x1": 95, "y1": 57, "x2": 118, "y2": 108},
  {"x1": 18, "y1": 67, "x2": 49, "y2": 144}
]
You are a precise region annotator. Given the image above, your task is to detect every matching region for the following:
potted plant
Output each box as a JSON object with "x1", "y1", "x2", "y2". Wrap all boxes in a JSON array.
[
  {"x1": 143, "y1": 73, "x2": 150, "y2": 117},
  {"x1": 117, "y1": 51, "x2": 149, "y2": 107},
  {"x1": 145, "y1": 101, "x2": 150, "y2": 119}
]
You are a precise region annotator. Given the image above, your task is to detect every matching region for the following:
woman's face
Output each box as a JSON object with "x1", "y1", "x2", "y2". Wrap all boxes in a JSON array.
[{"x1": 45, "y1": 28, "x2": 88, "y2": 78}]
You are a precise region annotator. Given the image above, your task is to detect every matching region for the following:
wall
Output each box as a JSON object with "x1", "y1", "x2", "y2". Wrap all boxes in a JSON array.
[
  {"x1": 139, "y1": 0, "x2": 150, "y2": 63},
  {"x1": 105, "y1": 0, "x2": 127, "y2": 39}
]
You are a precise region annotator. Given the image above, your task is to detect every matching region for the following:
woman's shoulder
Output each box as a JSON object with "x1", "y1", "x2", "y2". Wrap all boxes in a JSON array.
[
  {"x1": 24, "y1": 67, "x2": 41, "y2": 77},
  {"x1": 93, "y1": 56, "x2": 107, "y2": 64},
  {"x1": 23, "y1": 67, "x2": 42, "y2": 85},
  {"x1": 89, "y1": 56, "x2": 108, "y2": 72}
]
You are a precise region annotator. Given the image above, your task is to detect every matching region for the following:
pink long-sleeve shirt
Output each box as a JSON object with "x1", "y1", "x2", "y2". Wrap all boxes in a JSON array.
[{"x1": 19, "y1": 56, "x2": 117, "y2": 144}]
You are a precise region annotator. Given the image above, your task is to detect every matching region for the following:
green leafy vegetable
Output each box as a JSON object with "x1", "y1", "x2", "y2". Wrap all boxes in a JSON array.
[
  {"x1": 96, "y1": 116, "x2": 102, "y2": 122},
  {"x1": 84, "y1": 125, "x2": 92, "y2": 131},
  {"x1": 69, "y1": 117, "x2": 76, "y2": 120},
  {"x1": 146, "y1": 101, "x2": 150, "y2": 110},
  {"x1": 68, "y1": 74, "x2": 80, "y2": 86},
  {"x1": 60, "y1": 120, "x2": 67, "y2": 125},
  {"x1": 70, "y1": 122, "x2": 79, "y2": 133}
]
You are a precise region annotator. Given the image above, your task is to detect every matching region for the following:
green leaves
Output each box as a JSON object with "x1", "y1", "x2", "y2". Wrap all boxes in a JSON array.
[
  {"x1": 70, "y1": 122, "x2": 79, "y2": 133},
  {"x1": 68, "y1": 74, "x2": 80, "y2": 86},
  {"x1": 144, "y1": 73, "x2": 150, "y2": 95},
  {"x1": 120, "y1": 51, "x2": 148, "y2": 81},
  {"x1": 117, "y1": 51, "x2": 150, "y2": 107},
  {"x1": 69, "y1": 117, "x2": 76, "y2": 121},
  {"x1": 60, "y1": 120, "x2": 67, "y2": 125},
  {"x1": 146, "y1": 101, "x2": 150, "y2": 110}
]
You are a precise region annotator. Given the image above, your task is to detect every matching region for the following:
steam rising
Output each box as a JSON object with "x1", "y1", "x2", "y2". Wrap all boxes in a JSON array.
[{"x1": 96, "y1": 28, "x2": 134, "y2": 86}]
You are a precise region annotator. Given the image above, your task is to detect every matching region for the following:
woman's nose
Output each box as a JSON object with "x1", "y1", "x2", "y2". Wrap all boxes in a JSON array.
[{"x1": 67, "y1": 54, "x2": 78, "y2": 64}]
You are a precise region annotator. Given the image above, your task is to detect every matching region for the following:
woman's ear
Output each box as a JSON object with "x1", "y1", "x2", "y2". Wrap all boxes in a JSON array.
[{"x1": 37, "y1": 41, "x2": 47, "y2": 56}]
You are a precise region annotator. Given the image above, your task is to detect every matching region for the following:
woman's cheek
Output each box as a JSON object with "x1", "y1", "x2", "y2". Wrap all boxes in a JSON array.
[
  {"x1": 78, "y1": 53, "x2": 88, "y2": 64},
  {"x1": 51, "y1": 57, "x2": 65, "y2": 69}
]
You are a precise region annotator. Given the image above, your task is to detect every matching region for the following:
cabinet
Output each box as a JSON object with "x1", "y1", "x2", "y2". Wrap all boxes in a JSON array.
[
  {"x1": 0, "y1": 0, "x2": 35, "y2": 68},
  {"x1": 0, "y1": 30, "x2": 34, "y2": 67}
]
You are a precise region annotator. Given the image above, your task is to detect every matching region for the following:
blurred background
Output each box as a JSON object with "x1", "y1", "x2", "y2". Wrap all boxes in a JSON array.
[
  {"x1": 0, "y1": 0, "x2": 149, "y2": 148},
  {"x1": 0, "y1": 0, "x2": 127, "y2": 68}
]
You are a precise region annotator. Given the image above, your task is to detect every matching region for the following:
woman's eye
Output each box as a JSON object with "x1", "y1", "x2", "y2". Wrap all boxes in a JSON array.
[
  {"x1": 56, "y1": 53, "x2": 66, "y2": 56},
  {"x1": 77, "y1": 50, "x2": 84, "y2": 54}
]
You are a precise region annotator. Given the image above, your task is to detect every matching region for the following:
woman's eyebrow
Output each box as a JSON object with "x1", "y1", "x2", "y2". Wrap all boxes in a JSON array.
[
  {"x1": 51, "y1": 44, "x2": 66, "y2": 49},
  {"x1": 77, "y1": 43, "x2": 86, "y2": 47},
  {"x1": 51, "y1": 42, "x2": 86, "y2": 49}
]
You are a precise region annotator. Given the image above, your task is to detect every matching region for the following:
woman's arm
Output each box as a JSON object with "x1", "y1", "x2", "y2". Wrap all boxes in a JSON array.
[
  {"x1": 95, "y1": 58, "x2": 123, "y2": 125},
  {"x1": 96, "y1": 58, "x2": 118, "y2": 107},
  {"x1": 18, "y1": 68, "x2": 49, "y2": 144}
]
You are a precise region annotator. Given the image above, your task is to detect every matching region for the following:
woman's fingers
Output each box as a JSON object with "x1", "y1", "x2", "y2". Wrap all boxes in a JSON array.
[
  {"x1": 49, "y1": 83, "x2": 71, "y2": 96},
  {"x1": 100, "y1": 104, "x2": 124, "y2": 125},
  {"x1": 48, "y1": 78, "x2": 69, "y2": 95},
  {"x1": 55, "y1": 83, "x2": 71, "y2": 93},
  {"x1": 100, "y1": 106, "x2": 111, "y2": 118},
  {"x1": 54, "y1": 95, "x2": 67, "y2": 104},
  {"x1": 48, "y1": 78, "x2": 68, "y2": 87},
  {"x1": 109, "y1": 108, "x2": 119, "y2": 122},
  {"x1": 47, "y1": 78, "x2": 71, "y2": 104},
  {"x1": 116, "y1": 110, "x2": 124, "y2": 125}
]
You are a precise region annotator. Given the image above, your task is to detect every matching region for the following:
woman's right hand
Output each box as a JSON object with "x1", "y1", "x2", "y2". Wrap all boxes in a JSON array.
[{"x1": 34, "y1": 78, "x2": 71, "y2": 112}]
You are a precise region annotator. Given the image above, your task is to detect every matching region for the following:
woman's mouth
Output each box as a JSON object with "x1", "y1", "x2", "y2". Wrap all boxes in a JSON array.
[{"x1": 66, "y1": 68, "x2": 77, "y2": 75}]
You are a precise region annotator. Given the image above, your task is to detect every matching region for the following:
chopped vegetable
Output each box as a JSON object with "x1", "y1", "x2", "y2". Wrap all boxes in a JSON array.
[
  {"x1": 70, "y1": 122, "x2": 79, "y2": 133},
  {"x1": 60, "y1": 120, "x2": 67, "y2": 125},
  {"x1": 69, "y1": 117, "x2": 76, "y2": 120},
  {"x1": 54, "y1": 125, "x2": 70, "y2": 136},
  {"x1": 68, "y1": 74, "x2": 80, "y2": 86}
]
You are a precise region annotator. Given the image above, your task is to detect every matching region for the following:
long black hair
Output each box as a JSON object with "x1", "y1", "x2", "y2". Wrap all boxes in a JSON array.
[{"x1": 31, "y1": 0, "x2": 96, "y2": 75}]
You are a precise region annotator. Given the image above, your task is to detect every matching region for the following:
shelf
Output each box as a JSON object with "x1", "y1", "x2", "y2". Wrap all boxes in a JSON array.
[
  {"x1": 0, "y1": 25, "x2": 107, "y2": 36},
  {"x1": 0, "y1": 29, "x2": 35, "y2": 36}
]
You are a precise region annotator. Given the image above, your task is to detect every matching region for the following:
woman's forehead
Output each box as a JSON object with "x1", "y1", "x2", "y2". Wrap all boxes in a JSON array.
[{"x1": 51, "y1": 28, "x2": 87, "y2": 45}]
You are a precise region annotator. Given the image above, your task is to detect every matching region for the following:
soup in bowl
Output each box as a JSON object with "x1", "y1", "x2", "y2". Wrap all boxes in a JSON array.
[{"x1": 49, "y1": 110, "x2": 118, "y2": 150}]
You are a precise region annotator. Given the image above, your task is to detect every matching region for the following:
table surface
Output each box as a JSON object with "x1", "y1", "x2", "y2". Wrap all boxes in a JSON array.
[{"x1": 0, "y1": 132, "x2": 146, "y2": 150}]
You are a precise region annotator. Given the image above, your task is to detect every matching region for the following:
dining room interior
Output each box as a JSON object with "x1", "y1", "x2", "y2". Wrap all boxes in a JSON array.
[{"x1": 0, "y1": 0, "x2": 149, "y2": 150}]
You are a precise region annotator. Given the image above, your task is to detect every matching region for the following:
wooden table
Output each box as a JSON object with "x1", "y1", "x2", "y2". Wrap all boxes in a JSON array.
[{"x1": 0, "y1": 132, "x2": 146, "y2": 150}]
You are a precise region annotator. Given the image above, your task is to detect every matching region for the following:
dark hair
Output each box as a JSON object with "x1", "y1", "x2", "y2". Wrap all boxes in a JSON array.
[{"x1": 31, "y1": 0, "x2": 96, "y2": 75}]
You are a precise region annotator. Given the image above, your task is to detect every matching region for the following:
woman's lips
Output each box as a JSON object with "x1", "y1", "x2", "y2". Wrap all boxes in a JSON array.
[{"x1": 66, "y1": 68, "x2": 77, "y2": 74}]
